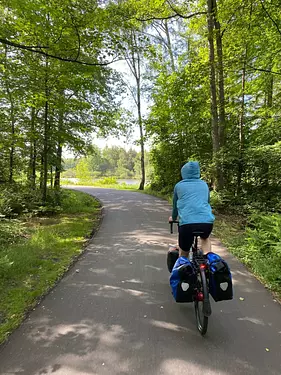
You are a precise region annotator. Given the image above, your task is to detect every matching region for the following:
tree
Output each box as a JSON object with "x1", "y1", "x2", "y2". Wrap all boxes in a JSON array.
[
  {"x1": 75, "y1": 159, "x2": 91, "y2": 182},
  {"x1": 3, "y1": 0, "x2": 281, "y2": 211},
  {"x1": 122, "y1": 29, "x2": 147, "y2": 190},
  {"x1": 0, "y1": 0, "x2": 127, "y2": 202}
]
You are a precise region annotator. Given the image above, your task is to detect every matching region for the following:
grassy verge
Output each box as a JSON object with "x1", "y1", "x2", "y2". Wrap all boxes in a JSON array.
[
  {"x1": 143, "y1": 188, "x2": 281, "y2": 300},
  {"x1": 0, "y1": 189, "x2": 101, "y2": 344},
  {"x1": 61, "y1": 177, "x2": 139, "y2": 190},
  {"x1": 212, "y1": 213, "x2": 246, "y2": 254},
  {"x1": 213, "y1": 213, "x2": 281, "y2": 301},
  {"x1": 142, "y1": 187, "x2": 172, "y2": 203}
]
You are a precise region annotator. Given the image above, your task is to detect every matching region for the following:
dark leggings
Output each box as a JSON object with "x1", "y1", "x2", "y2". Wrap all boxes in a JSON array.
[{"x1": 178, "y1": 223, "x2": 213, "y2": 252}]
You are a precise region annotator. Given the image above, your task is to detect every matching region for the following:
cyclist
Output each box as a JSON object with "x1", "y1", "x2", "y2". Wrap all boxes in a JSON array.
[{"x1": 169, "y1": 161, "x2": 215, "y2": 257}]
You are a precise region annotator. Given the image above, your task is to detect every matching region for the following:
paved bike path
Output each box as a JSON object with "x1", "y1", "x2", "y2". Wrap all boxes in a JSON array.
[{"x1": 0, "y1": 188, "x2": 280, "y2": 375}]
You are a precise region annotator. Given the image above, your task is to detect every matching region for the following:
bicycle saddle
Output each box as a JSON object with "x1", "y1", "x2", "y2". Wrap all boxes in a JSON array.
[{"x1": 192, "y1": 231, "x2": 204, "y2": 236}]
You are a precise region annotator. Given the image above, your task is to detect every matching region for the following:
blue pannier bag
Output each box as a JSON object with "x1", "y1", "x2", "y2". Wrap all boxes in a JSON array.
[
  {"x1": 170, "y1": 257, "x2": 196, "y2": 303},
  {"x1": 206, "y1": 252, "x2": 233, "y2": 302}
]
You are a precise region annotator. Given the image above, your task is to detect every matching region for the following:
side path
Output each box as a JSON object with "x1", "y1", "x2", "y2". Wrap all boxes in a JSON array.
[{"x1": 0, "y1": 188, "x2": 280, "y2": 375}]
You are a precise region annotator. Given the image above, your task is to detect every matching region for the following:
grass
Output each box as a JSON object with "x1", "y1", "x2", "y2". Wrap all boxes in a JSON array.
[
  {"x1": 213, "y1": 213, "x2": 281, "y2": 301},
  {"x1": 142, "y1": 187, "x2": 172, "y2": 203},
  {"x1": 0, "y1": 189, "x2": 101, "y2": 344},
  {"x1": 212, "y1": 213, "x2": 246, "y2": 254},
  {"x1": 62, "y1": 178, "x2": 139, "y2": 190}
]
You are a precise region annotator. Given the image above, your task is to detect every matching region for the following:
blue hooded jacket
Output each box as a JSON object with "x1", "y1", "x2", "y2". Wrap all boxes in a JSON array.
[{"x1": 172, "y1": 161, "x2": 215, "y2": 225}]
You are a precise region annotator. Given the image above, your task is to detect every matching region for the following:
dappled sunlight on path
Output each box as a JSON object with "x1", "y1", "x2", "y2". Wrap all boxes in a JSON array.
[{"x1": 0, "y1": 189, "x2": 280, "y2": 375}]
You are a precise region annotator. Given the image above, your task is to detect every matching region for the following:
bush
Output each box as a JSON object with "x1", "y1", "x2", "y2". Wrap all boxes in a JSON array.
[
  {"x1": 61, "y1": 168, "x2": 76, "y2": 178},
  {"x1": 0, "y1": 184, "x2": 41, "y2": 217},
  {"x1": 61, "y1": 189, "x2": 100, "y2": 214},
  {"x1": 209, "y1": 190, "x2": 269, "y2": 216},
  {"x1": 210, "y1": 190, "x2": 236, "y2": 212},
  {"x1": 245, "y1": 213, "x2": 281, "y2": 257},
  {"x1": 0, "y1": 219, "x2": 25, "y2": 247},
  {"x1": 242, "y1": 213, "x2": 281, "y2": 290},
  {"x1": 0, "y1": 184, "x2": 66, "y2": 217},
  {"x1": 96, "y1": 177, "x2": 118, "y2": 185}
]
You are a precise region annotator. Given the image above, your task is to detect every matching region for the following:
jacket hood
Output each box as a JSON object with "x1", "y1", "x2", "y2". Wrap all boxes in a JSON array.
[{"x1": 181, "y1": 161, "x2": 200, "y2": 180}]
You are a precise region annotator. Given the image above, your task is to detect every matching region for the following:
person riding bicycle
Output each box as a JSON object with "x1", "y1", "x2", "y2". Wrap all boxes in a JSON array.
[{"x1": 169, "y1": 161, "x2": 215, "y2": 257}]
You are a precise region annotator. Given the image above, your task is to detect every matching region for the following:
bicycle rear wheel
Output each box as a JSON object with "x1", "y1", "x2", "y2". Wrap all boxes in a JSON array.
[{"x1": 194, "y1": 268, "x2": 210, "y2": 336}]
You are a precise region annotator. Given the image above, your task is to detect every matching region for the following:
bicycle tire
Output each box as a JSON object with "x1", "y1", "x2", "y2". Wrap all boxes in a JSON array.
[{"x1": 194, "y1": 268, "x2": 209, "y2": 336}]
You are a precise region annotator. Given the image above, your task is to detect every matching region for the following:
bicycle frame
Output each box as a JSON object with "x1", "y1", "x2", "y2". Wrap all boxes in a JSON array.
[{"x1": 169, "y1": 220, "x2": 212, "y2": 335}]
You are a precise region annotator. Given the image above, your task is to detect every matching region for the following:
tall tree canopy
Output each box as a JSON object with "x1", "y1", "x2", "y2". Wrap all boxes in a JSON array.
[
  {"x1": 116, "y1": 0, "x2": 281, "y2": 206},
  {"x1": 0, "y1": 0, "x2": 127, "y2": 201},
  {"x1": 1, "y1": 0, "x2": 281, "y2": 208}
]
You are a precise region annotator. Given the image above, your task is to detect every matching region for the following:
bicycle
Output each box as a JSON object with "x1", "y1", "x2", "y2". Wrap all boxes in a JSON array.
[{"x1": 169, "y1": 220, "x2": 212, "y2": 336}]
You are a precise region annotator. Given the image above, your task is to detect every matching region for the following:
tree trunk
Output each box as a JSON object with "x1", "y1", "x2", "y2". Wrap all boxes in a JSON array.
[
  {"x1": 237, "y1": 60, "x2": 246, "y2": 196},
  {"x1": 137, "y1": 77, "x2": 145, "y2": 190},
  {"x1": 237, "y1": 3, "x2": 253, "y2": 195},
  {"x1": 54, "y1": 145, "x2": 62, "y2": 189},
  {"x1": 267, "y1": 75, "x2": 273, "y2": 107},
  {"x1": 54, "y1": 109, "x2": 63, "y2": 189},
  {"x1": 28, "y1": 106, "x2": 37, "y2": 188},
  {"x1": 126, "y1": 31, "x2": 145, "y2": 191},
  {"x1": 134, "y1": 35, "x2": 145, "y2": 191},
  {"x1": 32, "y1": 139, "x2": 37, "y2": 188},
  {"x1": 9, "y1": 104, "x2": 15, "y2": 184},
  {"x1": 262, "y1": 73, "x2": 274, "y2": 188},
  {"x1": 42, "y1": 98, "x2": 49, "y2": 202},
  {"x1": 207, "y1": 0, "x2": 220, "y2": 190},
  {"x1": 163, "y1": 20, "x2": 185, "y2": 164},
  {"x1": 213, "y1": 0, "x2": 226, "y2": 148},
  {"x1": 40, "y1": 155, "x2": 44, "y2": 189},
  {"x1": 4, "y1": 46, "x2": 16, "y2": 184},
  {"x1": 50, "y1": 166, "x2": 53, "y2": 188},
  {"x1": 213, "y1": 0, "x2": 225, "y2": 189},
  {"x1": 164, "y1": 19, "x2": 176, "y2": 72}
]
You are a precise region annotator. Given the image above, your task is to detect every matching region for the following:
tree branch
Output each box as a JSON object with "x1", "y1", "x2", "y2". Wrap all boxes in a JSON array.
[
  {"x1": 125, "y1": 55, "x2": 137, "y2": 77},
  {"x1": 143, "y1": 27, "x2": 168, "y2": 47},
  {"x1": 136, "y1": 11, "x2": 206, "y2": 22},
  {"x1": 152, "y1": 20, "x2": 167, "y2": 34},
  {"x1": 136, "y1": 14, "x2": 178, "y2": 22},
  {"x1": 247, "y1": 64, "x2": 281, "y2": 75},
  {"x1": 166, "y1": 0, "x2": 207, "y2": 20},
  {"x1": 70, "y1": 14, "x2": 81, "y2": 61},
  {"x1": 52, "y1": 26, "x2": 66, "y2": 45},
  {"x1": 221, "y1": 4, "x2": 244, "y2": 38},
  {"x1": 260, "y1": 0, "x2": 281, "y2": 38},
  {"x1": 121, "y1": 77, "x2": 138, "y2": 107},
  {"x1": 0, "y1": 37, "x2": 121, "y2": 66}
]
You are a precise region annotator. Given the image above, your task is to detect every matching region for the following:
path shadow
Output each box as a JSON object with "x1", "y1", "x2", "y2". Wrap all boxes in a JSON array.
[{"x1": 1, "y1": 188, "x2": 280, "y2": 375}]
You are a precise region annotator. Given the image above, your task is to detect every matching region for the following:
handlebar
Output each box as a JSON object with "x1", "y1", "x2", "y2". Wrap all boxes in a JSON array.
[{"x1": 169, "y1": 220, "x2": 179, "y2": 234}]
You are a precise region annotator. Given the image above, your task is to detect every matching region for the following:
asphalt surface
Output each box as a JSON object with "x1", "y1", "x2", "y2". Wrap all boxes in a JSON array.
[{"x1": 0, "y1": 187, "x2": 280, "y2": 375}]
